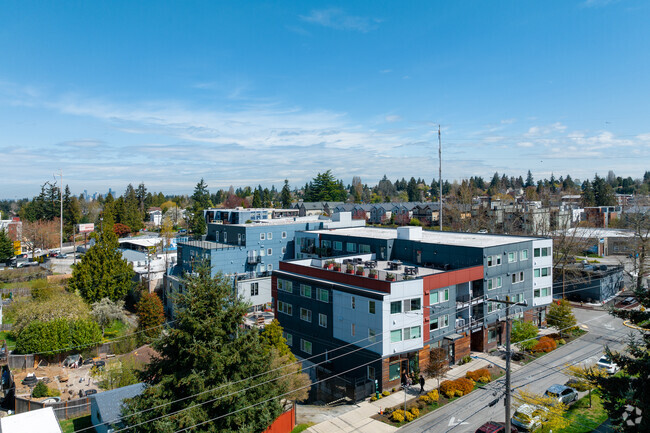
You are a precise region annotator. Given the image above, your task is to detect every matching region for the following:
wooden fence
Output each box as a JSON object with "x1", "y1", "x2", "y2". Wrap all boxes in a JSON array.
[{"x1": 15, "y1": 395, "x2": 91, "y2": 420}]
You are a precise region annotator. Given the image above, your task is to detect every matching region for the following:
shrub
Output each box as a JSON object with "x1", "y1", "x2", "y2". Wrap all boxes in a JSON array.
[
  {"x1": 377, "y1": 394, "x2": 382, "y2": 399},
  {"x1": 519, "y1": 339, "x2": 537, "y2": 351},
  {"x1": 391, "y1": 412, "x2": 404, "y2": 422},
  {"x1": 532, "y1": 336, "x2": 557, "y2": 353},
  {"x1": 466, "y1": 369, "x2": 491, "y2": 383},
  {"x1": 419, "y1": 395, "x2": 431, "y2": 403},
  {"x1": 404, "y1": 411, "x2": 415, "y2": 422},
  {"x1": 32, "y1": 381, "x2": 49, "y2": 398},
  {"x1": 454, "y1": 377, "x2": 475, "y2": 395},
  {"x1": 370, "y1": 396, "x2": 377, "y2": 402},
  {"x1": 557, "y1": 338, "x2": 566, "y2": 345},
  {"x1": 410, "y1": 407, "x2": 420, "y2": 417},
  {"x1": 382, "y1": 390, "x2": 390, "y2": 396},
  {"x1": 454, "y1": 390, "x2": 464, "y2": 397},
  {"x1": 391, "y1": 387, "x2": 396, "y2": 393},
  {"x1": 428, "y1": 389, "x2": 439, "y2": 401},
  {"x1": 440, "y1": 380, "x2": 457, "y2": 398}
]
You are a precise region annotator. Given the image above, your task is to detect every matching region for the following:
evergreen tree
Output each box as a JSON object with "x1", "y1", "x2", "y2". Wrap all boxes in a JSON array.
[
  {"x1": 122, "y1": 269, "x2": 287, "y2": 433},
  {"x1": 252, "y1": 189, "x2": 262, "y2": 208},
  {"x1": 593, "y1": 174, "x2": 617, "y2": 206},
  {"x1": 68, "y1": 229, "x2": 135, "y2": 302},
  {"x1": 0, "y1": 229, "x2": 13, "y2": 261},
  {"x1": 581, "y1": 180, "x2": 596, "y2": 207},
  {"x1": 189, "y1": 179, "x2": 211, "y2": 236},
  {"x1": 525, "y1": 170, "x2": 534, "y2": 188},
  {"x1": 63, "y1": 185, "x2": 81, "y2": 238},
  {"x1": 407, "y1": 177, "x2": 419, "y2": 202},
  {"x1": 305, "y1": 170, "x2": 347, "y2": 202},
  {"x1": 280, "y1": 180, "x2": 292, "y2": 208}
]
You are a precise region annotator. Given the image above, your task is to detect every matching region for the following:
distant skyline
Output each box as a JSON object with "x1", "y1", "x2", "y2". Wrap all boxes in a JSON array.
[{"x1": 1, "y1": 0, "x2": 649, "y2": 198}]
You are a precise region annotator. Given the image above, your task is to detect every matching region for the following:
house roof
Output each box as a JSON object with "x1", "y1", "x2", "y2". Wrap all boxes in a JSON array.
[
  {"x1": 0, "y1": 407, "x2": 62, "y2": 433},
  {"x1": 91, "y1": 383, "x2": 145, "y2": 427}
]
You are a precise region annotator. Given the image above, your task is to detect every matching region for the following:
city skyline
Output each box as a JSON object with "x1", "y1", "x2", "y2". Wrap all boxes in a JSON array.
[{"x1": 1, "y1": 0, "x2": 649, "y2": 198}]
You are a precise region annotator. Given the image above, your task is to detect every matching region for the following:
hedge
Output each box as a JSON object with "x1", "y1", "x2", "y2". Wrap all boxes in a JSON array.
[
  {"x1": 440, "y1": 377, "x2": 475, "y2": 398},
  {"x1": 532, "y1": 336, "x2": 557, "y2": 353},
  {"x1": 466, "y1": 368, "x2": 492, "y2": 383}
]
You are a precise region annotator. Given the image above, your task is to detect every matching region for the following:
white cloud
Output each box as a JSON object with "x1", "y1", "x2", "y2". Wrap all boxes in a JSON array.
[
  {"x1": 299, "y1": 9, "x2": 381, "y2": 32},
  {"x1": 385, "y1": 115, "x2": 402, "y2": 123}
]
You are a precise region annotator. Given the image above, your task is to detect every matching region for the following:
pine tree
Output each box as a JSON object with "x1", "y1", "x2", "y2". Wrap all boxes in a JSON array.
[
  {"x1": 252, "y1": 189, "x2": 262, "y2": 208},
  {"x1": 525, "y1": 170, "x2": 534, "y2": 188},
  {"x1": 0, "y1": 229, "x2": 13, "y2": 261},
  {"x1": 122, "y1": 269, "x2": 288, "y2": 433},
  {"x1": 68, "y1": 229, "x2": 135, "y2": 302},
  {"x1": 280, "y1": 180, "x2": 292, "y2": 208}
]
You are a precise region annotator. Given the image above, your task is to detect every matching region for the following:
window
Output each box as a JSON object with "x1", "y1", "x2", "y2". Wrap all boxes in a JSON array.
[
  {"x1": 267, "y1": 248, "x2": 272, "y2": 256},
  {"x1": 390, "y1": 329, "x2": 402, "y2": 342},
  {"x1": 260, "y1": 249, "x2": 265, "y2": 257},
  {"x1": 300, "y1": 339, "x2": 312, "y2": 355},
  {"x1": 542, "y1": 247, "x2": 549, "y2": 256},
  {"x1": 281, "y1": 247, "x2": 287, "y2": 254},
  {"x1": 351, "y1": 323, "x2": 356, "y2": 336},
  {"x1": 278, "y1": 279, "x2": 292, "y2": 292},
  {"x1": 430, "y1": 291, "x2": 439, "y2": 304},
  {"x1": 390, "y1": 301, "x2": 402, "y2": 314},
  {"x1": 487, "y1": 255, "x2": 502, "y2": 267},
  {"x1": 521, "y1": 250, "x2": 529, "y2": 260},
  {"x1": 514, "y1": 293, "x2": 524, "y2": 303},
  {"x1": 351, "y1": 296, "x2": 356, "y2": 309},
  {"x1": 430, "y1": 315, "x2": 449, "y2": 331},
  {"x1": 407, "y1": 326, "x2": 421, "y2": 339},
  {"x1": 404, "y1": 298, "x2": 421, "y2": 312},
  {"x1": 368, "y1": 329, "x2": 376, "y2": 343},
  {"x1": 318, "y1": 288, "x2": 330, "y2": 303},
  {"x1": 346, "y1": 243, "x2": 356, "y2": 253},
  {"x1": 534, "y1": 287, "x2": 550, "y2": 298},
  {"x1": 369, "y1": 301, "x2": 376, "y2": 314},
  {"x1": 333, "y1": 241, "x2": 343, "y2": 251},
  {"x1": 250, "y1": 282, "x2": 259, "y2": 297},
  {"x1": 542, "y1": 267, "x2": 550, "y2": 277},
  {"x1": 534, "y1": 248, "x2": 540, "y2": 257},
  {"x1": 282, "y1": 231, "x2": 287, "y2": 238},
  {"x1": 367, "y1": 366, "x2": 375, "y2": 380},
  {"x1": 267, "y1": 232, "x2": 272, "y2": 240},
  {"x1": 488, "y1": 328, "x2": 498, "y2": 343},
  {"x1": 389, "y1": 363, "x2": 400, "y2": 381},
  {"x1": 223, "y1": 232, "x2": 227, "y2": 243},
  {"x1": 508, "y1": 252, "x2": 517, "y2": 263},
  {"x1": 360, "y1": 244, "x2": 371, "y2": 254},
  {"x1": 300, "y1": 308, "x2": 312, "y2": 322},
  {"x1": 487, "y1": 277, "x2": 502, "y2": 290},
  {"x1": 442, "y1": 288, "x2": 449, "y2": 302},
  {"x1": 512, "y1": 272, "x2": 524, "y2": 284},
  {"x1": 535, "y1": 247, "x2": 550, "y2": 257},
  {"x1": 318, "y1": 313, "x2": 327, "y2": 328},
  {"x1": 260, "y1": 233, "x2": 265, "y2": 240},
  {"x1": 321, "y1": 240, "x2": 331, "y2": 248},
  {"x1": 283, "y1": 332, "x2": 293, "y2": 346},
  {"x1": 267, "y1": 264, "x2": 273, "y2": 271},
  {"x1": 278, "y1": 301, "x2": 292, "y2": 316},
  {"x1": 300, "y1": 284, "x2": 312, "y2": 298},
  {"x1": 534, "y1": 268, "x2": 540, "y2": 278}
]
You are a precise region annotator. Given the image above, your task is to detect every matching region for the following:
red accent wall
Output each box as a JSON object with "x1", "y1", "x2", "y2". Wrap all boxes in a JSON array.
[
  {"x1": 279, "y1": 262, "x2": 393, "y2": 293},
  {"x1": 421, "y1": 265, "x2": 484, "y2": 343},
  {"x1": 263, "y1": 404, "x2": 296, "y2": 433}
]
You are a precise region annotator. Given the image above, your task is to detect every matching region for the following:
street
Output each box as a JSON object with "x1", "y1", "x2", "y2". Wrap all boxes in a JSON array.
[{"x1": 399, "y1": 307, "x2": 634, "y2": 433}]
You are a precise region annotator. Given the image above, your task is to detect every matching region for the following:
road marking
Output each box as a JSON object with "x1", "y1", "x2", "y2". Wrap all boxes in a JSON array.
[
  {"x1": 581, "y1": 324, "x2": 589, "y2": 329},
  {"x1": 604, "y1": 323, "x2": 614, "y2": 330},
  {"x1": 448, "y1": 417, "x2": 469, "y2": 427}
]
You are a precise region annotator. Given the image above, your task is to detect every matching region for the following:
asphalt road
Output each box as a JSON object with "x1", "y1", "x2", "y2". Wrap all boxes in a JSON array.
[{"x1": 399, "y1": 307, "x2": 635, "y2": 433}]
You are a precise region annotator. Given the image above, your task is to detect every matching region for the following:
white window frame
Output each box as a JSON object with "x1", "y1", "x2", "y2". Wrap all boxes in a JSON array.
[
  {"x1": 390, "y1": 329, "x2": 402, "y2": 343},
  {"x1": 520, "y1": 250, "x2": 529, "y2": 260},
  {"x1": 318, "y1": 288, "x2": 329, "y2": 303},
  {"x1": 278, "y1": 279, "x2": 292, "y2": 292},
  {"x1": 267, "y1": 232, "x2": 272, "y2": 240},
  {"x1": 250, "y1": 282, "x2": 259, "y2": 297},
  {"x1": 260, "y1": 233, "x2": 265, "y2": 240},
  {"x1": 508, "y1": 252, "x2": 517, "y2": 263},
  {"x1": 278, "y1": 301, "x2": 292, "y2": 316},
  {"x1": 300, "y1": 339, "x2": 312, "y2": 355},
  {"x1": 300, "y1": 308, "x2": 312, "y2": 322},
  {"x1": 267, "y1": 248, "x2": 272, "y2": 256},
  {"x1": 300, "y1": 284, "x2": 312, "y2": 298},
  {"x1": 318, "y1": 313, "x2": 327, "y2": 328}
]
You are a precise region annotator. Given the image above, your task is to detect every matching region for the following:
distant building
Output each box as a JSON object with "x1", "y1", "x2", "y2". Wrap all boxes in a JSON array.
[
  {"x1": 552, "y1": 227, "x2": 636, "y2": 256},
  {"x1": 554, "y1": 264, "x2": 624, "y2": 303},
  {"x1": 147, "y1": 207, "x2": 163, "y2": 226},
  {"x1": 584, "y1": 206, "x2": 621, "y2": 228},
  {"x1": 90, "y1": 383, "x2": 145, "y2": 433}
]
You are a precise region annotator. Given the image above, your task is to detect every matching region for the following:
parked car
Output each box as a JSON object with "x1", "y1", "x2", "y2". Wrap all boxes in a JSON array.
[
  {"x1": 512, "y1": 404, "x2": 547, "y2": 431},
  {"x1": 621, "y1": 297, "x2": 636, "y2": 306},
  {"x1": 41, "y1": 397, "x2": 61, "y2": 405},
  {"x1": 84, "y1": 389, "x2": 98, "y2": 396},
  {"x1": 543, "y1": 384, "x2": 578, "y2": 405},
  {"x1": 475, "y1": 421, "x2": 518, "y2": 433},
  {"x1": 596, "y1": 356, "x2": 620, "y2": 374}
]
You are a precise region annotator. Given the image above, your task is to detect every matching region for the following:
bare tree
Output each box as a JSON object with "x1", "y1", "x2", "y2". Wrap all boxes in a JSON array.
[
  {"x1": 22, "y1": 218, "x2": 60, "y2": 258},
  {"x1": 425, "y1": 347, "x2": 449, "y2": 388}
]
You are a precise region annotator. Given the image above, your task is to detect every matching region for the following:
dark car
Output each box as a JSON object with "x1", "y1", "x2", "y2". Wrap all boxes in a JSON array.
[
  {"x1": 475, "y1": 421, "x2": 518, "y2": 433},
  {"x1": 621, "y1": 297, "x2": 636, "y2": 306},
  {"x1": 84, "y1": 389, "x2": 98, "y2": 396}
]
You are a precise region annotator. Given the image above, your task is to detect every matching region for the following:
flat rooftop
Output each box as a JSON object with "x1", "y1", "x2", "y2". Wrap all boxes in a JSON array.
[
  {"x1": 209, "y1": 215, "x2": 324, "y2": 227},
  {"x1": 308, "y1": 227, "x2": 541, "y2": 248}
]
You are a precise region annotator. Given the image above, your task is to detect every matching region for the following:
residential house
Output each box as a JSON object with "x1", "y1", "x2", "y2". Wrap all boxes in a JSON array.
[
  {"x1": 0, "y1": 407, "x2": 62, "y2": 433},
  {"x1": 90, "y1": 383, "x2": 145, "y2": 433}
]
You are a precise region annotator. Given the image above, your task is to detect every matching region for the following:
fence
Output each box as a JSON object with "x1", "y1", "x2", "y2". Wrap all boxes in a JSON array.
[
  {"x1": 7, "y1": 354, "x2": 36, "y2": 369},
  {"x1": 0, "y1": 287, "x2": 32, "y2": 297},
  {"x1": 15, "y1": 395, "x2": 91, "y2": 420}
]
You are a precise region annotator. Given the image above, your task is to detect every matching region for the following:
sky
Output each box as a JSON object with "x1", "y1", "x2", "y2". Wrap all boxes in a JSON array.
[{"x1": 1, "y1": 0, "x2": 649, "y2": 198}]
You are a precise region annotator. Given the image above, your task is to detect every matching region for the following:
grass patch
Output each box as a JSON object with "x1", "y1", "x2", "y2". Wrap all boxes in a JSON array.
[
  {"x1": 291, "y1": 423, "x2": 314, "y2": 433},
  {"x1": 59, "y1": 415, "x2": 94, "y2": 433},
  {"x1": 556, "y1": 391, "x2": 608, "y2": 433},
  {"x1": 0, "y1": 331, "x2": 16, "y2": 350},
  {"x1": 102, "y1": 319, "x2": 130, "y2": 340}
]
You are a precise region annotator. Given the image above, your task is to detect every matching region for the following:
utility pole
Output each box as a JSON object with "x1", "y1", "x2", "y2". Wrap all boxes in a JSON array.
[
  {"x1": 59, "y1": 170, "x2": 63, "y2": 254},
  {"x1": 438, "y1": 124, "x2": 442, "y2": 231},
  {"x1": 487, "y1": 295, "x2": 527, "y2": 433}
]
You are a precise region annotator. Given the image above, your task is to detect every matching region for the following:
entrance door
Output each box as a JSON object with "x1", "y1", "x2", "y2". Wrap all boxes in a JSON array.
[
  {"x1": 448, "y1": 343, "x2": 455, "y2": 365},
  {"x1": 415, "y1": 250, "x2": 422, "y2": 264}
]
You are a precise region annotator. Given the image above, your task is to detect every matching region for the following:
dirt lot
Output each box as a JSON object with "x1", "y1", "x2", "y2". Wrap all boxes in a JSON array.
[{"x1": 14, "y1": 360, "x2": 107, "y2": 401}]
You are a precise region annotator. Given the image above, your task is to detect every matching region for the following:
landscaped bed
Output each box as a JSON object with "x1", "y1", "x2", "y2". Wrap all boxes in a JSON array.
[
  {"x1": 372, "y1": 366, "x2": 505, "y2": 426},
  {"x1": 555, "y1": 390, "x2": 608, "y2": 433},
  {"x1": 515, "y1": 329, "x2": 587, "y2": 365}
]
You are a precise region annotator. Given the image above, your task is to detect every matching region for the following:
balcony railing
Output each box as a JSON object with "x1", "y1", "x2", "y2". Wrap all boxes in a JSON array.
[
  {"x1": 456, "y1": 294, "x2": 485, "y2": 309},
  {"x1": 247, "y1": 255, "x2": 262, "y2": 264},
  {"x1": 455, "y1": 318, "x2": 483, "y2": 333}
]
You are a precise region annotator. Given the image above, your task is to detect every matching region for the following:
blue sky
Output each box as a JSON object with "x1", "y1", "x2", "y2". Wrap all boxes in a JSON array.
[{"x1": 1, "y1": 0, "x2": 649, "y2": 198}]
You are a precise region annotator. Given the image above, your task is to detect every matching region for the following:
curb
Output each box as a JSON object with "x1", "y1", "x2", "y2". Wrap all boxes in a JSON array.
[{"x1": 623, "y1": 320, "x2": 650, "y2": 331}]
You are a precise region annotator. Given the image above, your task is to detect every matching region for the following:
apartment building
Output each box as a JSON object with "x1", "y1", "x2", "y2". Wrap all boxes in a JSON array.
[{"x1": 273, "y1": 226, "x2": 552, "y2": 399}]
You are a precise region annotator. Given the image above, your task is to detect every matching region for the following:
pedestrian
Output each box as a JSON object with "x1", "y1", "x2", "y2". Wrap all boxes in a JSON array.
[
  {"x1": 419, "y1": 375, "x2": 425, "y2": 394},
  {"x1": 406, "y1": 374, "x2": 412, "y2": 388},
  {"x1": 402, "y1": 373, "x2": 408, "y2": 389}
]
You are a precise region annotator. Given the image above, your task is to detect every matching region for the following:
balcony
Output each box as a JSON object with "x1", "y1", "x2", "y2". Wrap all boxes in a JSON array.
[
  {"x1": 456, "y1": 294, "x2": 485, "y2": 309},
  {"x1": 247, "y1": 255, "x2": 262, "y2": 264},
  {"x1": 455, "y1": 318, "x2": 483, "y2": 334},
  {"x1": 300, "y1": 245, "x2": 316, "y2": 255}
]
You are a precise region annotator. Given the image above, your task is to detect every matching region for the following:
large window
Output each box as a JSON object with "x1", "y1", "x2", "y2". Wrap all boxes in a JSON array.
[
  {"x1": 520, "y1": 250, "x2": 529, "y2": 260},
  {"x1": 389, "y1": 363, "x2": 400, "y2": 381},
  {"x1": 300, "y1": 308, "x2": 312, "y2": 322},
  {"x1": 360, "y1": 244, "x2": 371, "y2": 254},
  {"x1": 333, "y1": 241, "x2": 343, "y2": 251},
  {"x1": 430, "y1": 288, "x2": 449, "y2": 304},
  {"x1": 390, "y1": 329, "x2": 402, "y2": 343},
  {"x1": 404, "y1": 326, "x2": 421, "y2": 340},
  {"x1": 300, "y1": 339, "x2": 312, "y2": 355},
  {"x1": 250, "y1": 282, "x2": 259, "y2": 297},
  {"x1": 487, "y1": 277, "x2": 502, "y2": 291},
  {"x1": 534, "y1": 287, "x2": 550, "y2": 298},
  {"x1": 487, "y1": 255, "x2": 502, "y2": 267},
  {"x1": 346, "y1": 243, "x2": 356, "y2": 253},
  {"x1": 508, "y1": 252, "x2": 517, "y2": 263},
  {"x1": 300, "y1": 284, "x2": 312, "y2": 298},
  {"x1": 318, "y1": 313, "x2": 327, "y2": 328},
  {"x1": 404, "y1": 298, "x2": 421, "y2": 312},
  {"x1": 369, "y1": 301, "x2": 376, "y2": 314},
  {"x1": 534, "y1": 247, "x2": 550, "y2": 257},
  {"x1": 278, "y1": 279, "x2": 292, "y2": 293},
  {"x1": 430, "y1": 315, "x2": 449, "y2": 331},
  {"x1": 390, "y1": 301, "x2": 402, "y2": 314},
  {"x1": 278, "y1": 301, "x2": 292, "y2": 316},
  {"x1": 318, "y1": 288, "x2": 330, "y2": 303}
]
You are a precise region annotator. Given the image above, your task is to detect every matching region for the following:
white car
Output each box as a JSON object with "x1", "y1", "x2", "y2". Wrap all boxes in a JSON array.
[
  {"x1": 596, "y1": 356, "x2": 620, "y2": 374},
  {"x1": 544, "y1": 384, "x2": 578, "y2": 405},
  {"x1": 512, "y1": 404, "x2": 547, "y2": 431}
]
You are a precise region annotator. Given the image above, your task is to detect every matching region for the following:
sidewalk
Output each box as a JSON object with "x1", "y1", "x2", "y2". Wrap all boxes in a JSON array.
[{"x1": 304, "y1": 353, "x2": 509, "y2": 433}]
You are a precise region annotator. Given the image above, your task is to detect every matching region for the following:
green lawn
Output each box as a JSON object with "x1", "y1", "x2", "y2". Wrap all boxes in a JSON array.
[
  {"x1": 556, "y1": 391, "x2": 608, "y2": 433},
  {"x1": 102, "y1": 319, "x2": 131, "y2": 340},
  {"x1": 59, "y1": 415, "x2": 94, "y2": 433},
  {"x1": 0, "y1": 331, "x2": 16, "y2": 350},
  {"x1": 292, "y1": 423, "x2": 314, "y2": 433}
]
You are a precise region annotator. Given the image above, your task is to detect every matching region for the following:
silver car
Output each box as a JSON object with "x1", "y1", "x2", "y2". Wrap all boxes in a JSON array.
[
  {"x1": 544, "y1": 384, "x2": 578, "y2": 405},
  {"x1": 596, "y1": 356, "x2": 620, "y2": 374}
]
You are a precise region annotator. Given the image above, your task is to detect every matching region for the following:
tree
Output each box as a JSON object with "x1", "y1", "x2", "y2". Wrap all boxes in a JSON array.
[
  {"x1": 252, "y1": 189, "x2": 262, "y2": 208},
  {"x1": 135, "y1": 293, "x2": 165, "y2": 344},
  {"x1": 14, "y1": 318, "x2": 102, "y2": 355},
  {"x1": 425, "y1": 347, "x2": 449, "y2": 388},
  {"x1": 513, "y1": 388, "x2": 570, "y2": 432},
  {"x1": 511, "y1": 320, "x2": 539, "y2": 350},
  {"x1": 113, "y1": 222, "x2": 131, "y2": 238},
  {"x1": 22, "y1": 218, "x2": 60, "y2": 257},
  {"x1": 304, "y1": 170, "x2": 348, "y2": 202},
  {"x1": 189, "y1": 179, "x2": 211, "y2": 237},
  {"x1": 280, "y1": 180, "x2": 292, "y2": 208},
  {"x1": 91, "y1": 298, "x2": 126, "y2": 336},
  {"x1": 0, "y1": 229, "x2": 13, "y2": 262},
  {"x1": 94, "y1": 357, "x2": 143, "y2": 390},
  {"x1": 565, "y1": 364, "x2": 607, "y2": 408},
  {"x1": 122, "y1": 270, "x2": 288, "y2": 433},
  {"x1": 68, "y1": 229, "x2": 135, "y2": 302},
  {"x1": 546, "y1": 299, "x2": 577, "y2": 338}
]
